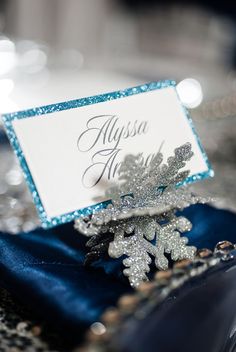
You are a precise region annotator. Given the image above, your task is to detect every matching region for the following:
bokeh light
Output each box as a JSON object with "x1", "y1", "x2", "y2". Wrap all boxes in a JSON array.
[
  {"x1": 177, "y1": 78, "x2": 203, "y2": 108},
  {"x1": 0, "y1": 37, "x2": 16, "y2": 75}
]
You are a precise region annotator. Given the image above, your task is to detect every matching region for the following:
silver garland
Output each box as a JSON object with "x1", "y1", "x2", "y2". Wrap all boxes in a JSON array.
[{"x1": 75, "y1": 143, "x2": 210, "y2": 287}]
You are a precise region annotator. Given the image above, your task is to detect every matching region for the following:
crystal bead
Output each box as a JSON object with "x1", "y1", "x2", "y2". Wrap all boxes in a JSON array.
[
  {"x1": 154, "y1": 270, "x2": 172, "y2": 281},
  {"x1": 214, "y1": 241, "x2": 235, "y2": 253},
  {"x1": 118, "y1": 294, "x2": 139, "y2": 312},
  {"x1": 101, "y1": 308, "x2": 120, "y2": 325},
  {"x1": 137, "y1": 281, "x2": 155, "y2": 296},
  {"x1": 196, "y1": 248, "x2": 213, "y2": 259},
  {"x1": 174, "y1": 259, "x2": 192, "y2": 269}
]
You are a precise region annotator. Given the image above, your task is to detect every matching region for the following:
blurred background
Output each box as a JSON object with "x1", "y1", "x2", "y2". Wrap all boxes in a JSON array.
[
  {"x1": 0, "y1": 2, "x2": 235, "y2": 350},
  {"x1": 0, "y1": 0, "x2": 236, "y2": 234}
]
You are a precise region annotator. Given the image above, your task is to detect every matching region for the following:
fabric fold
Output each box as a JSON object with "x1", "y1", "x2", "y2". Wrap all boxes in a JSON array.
[{"x1": 0, "y1": 204, "x2": 236, "y2": 343}]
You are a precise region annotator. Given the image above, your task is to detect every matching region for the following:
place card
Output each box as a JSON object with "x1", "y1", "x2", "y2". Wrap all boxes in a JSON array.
[{"x1": 2, "y1": 80, "x2": 213, "y2": 228}]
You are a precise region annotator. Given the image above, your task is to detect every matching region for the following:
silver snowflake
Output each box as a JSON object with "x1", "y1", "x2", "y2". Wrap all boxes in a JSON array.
[{"x1": 75, "y1": 143, "x2": 210, "y2": 287}]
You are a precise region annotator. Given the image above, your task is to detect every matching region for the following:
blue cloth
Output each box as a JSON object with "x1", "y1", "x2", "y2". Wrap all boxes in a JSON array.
[
  {"x1": 0, "y1": 130, "x2": 9, "y2": 145},
  {"x1": 116, "y1": 253, "x2": 236, "y2": 352},
  {"x1": 0, "y1": 204, "x2": 236, "y2": 347}
]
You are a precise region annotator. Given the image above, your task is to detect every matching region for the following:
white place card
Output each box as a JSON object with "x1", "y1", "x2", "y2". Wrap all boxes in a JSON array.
[{"x1": 2, "y1": 80, "x2": 213, "y2": 228}]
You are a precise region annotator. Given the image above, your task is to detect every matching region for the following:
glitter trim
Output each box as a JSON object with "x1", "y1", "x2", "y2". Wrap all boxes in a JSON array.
[{"x1": 2, "y1": 80, "x2": 213, "y2": 228}]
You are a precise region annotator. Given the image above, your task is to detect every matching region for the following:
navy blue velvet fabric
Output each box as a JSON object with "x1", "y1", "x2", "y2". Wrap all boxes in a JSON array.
[
  {"x1": 0, "y1": 204, "x2": 236, "y2": 347},
  {"x1": 116, "y1": 253, "x2": 236, "y2": 352}
]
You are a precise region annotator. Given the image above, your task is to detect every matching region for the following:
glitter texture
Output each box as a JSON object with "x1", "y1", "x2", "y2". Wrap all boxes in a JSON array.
[
  {"x1": 2, "y1": 80, "x2": 213, "y2": 228},
  {"x1": 75, "y1": 143, "x2": 212, "y2": 287}
]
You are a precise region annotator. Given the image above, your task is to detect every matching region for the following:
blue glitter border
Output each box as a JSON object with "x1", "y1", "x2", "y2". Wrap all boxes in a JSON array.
[{"x1": 2, "y1": 80, "x2": 213, "y2": 228}]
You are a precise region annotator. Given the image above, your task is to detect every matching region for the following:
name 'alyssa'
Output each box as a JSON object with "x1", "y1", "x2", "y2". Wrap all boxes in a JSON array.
[
  {"x1": 77, "y1": 115, "x2": 148, "y2": 188},
  {"x1": 77, "y1": 115, "x2": 148, "y2": 152}
]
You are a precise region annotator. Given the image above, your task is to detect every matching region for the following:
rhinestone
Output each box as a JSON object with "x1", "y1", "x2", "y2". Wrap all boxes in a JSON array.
[
  {"x1": 90, "y1": 322, "x2": 106, "y2": 336},
  {"x1": 136, "y1": 281, "x2": 155, "y2": 296},
  {"x1": 174, "y1": 259, "x2": 192, "y2": 269},
  {"x1": 117, "y1": 294, "x2": 139, "y2": 311},
  {"x1": 101, "y1": 308, "x2": 120, "y2": 325},
  {"x1": 154, "y1": 270, "x2": 172, "y2": 281},
  {"x1": 196, "y1": 248, "x2": 213, "y2": 259},
  {"x1": 215, "y1": 241, "x2": 235, "y2": 253}
]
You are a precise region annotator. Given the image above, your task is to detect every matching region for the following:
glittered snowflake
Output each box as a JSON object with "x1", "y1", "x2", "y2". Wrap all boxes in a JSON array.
[{"x1": 75, "y1": 143, "x2": 210, "y2": 287}]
